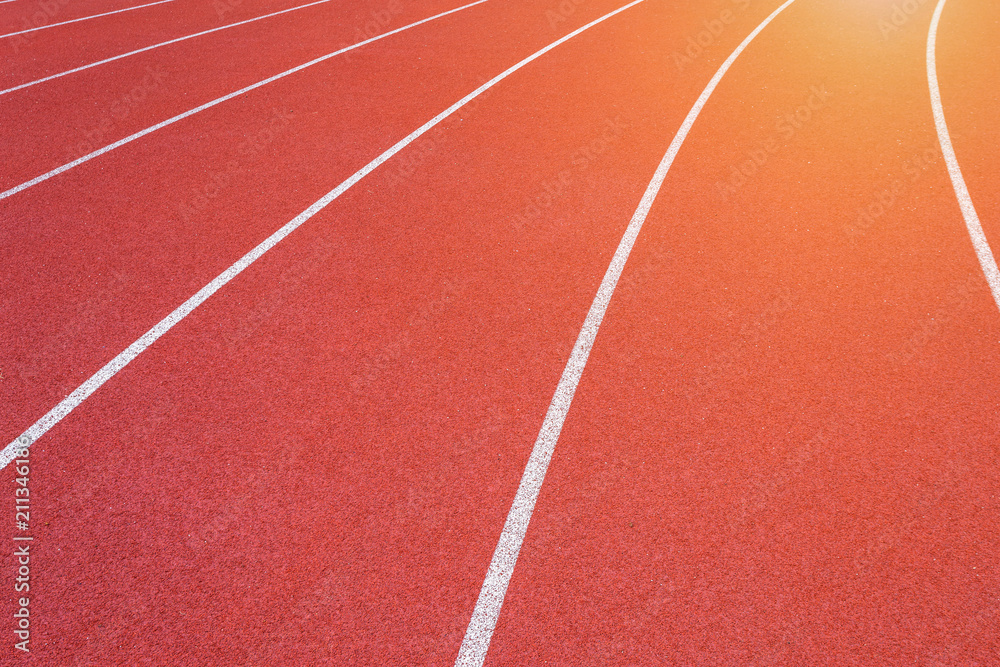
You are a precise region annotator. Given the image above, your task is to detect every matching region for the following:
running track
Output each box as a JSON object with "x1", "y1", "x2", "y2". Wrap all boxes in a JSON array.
[{"x1": 1, "y1": 0, "x2": 998, "y2": 663}]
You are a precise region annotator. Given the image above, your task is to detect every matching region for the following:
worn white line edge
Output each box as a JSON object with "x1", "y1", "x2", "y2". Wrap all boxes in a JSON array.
[
  {"x1": 927, "y1": 0, "x2": 1000, "y2": 311},
  {"x1": 1, "y1": 0, "x2": 335, "y2": 95},
  {"x1": 0, "y1": 0, "x2": 487, "y2": 201},
  {"x1": 0, "y1": 0, "x2": 175, "y2": 39},
  {"x1": 453, "y1": 1, "x2": 798, "y2": 665},
  {"x1": 0, "y1": 0, "x2": 644, "y2": 471}
]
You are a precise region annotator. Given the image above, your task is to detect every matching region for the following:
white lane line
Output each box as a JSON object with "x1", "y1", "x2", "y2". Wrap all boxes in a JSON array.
[
  {"x1": 0, "y1": 0, "x2": 488, "y2": 201},
  {"x1": 0, "y1": 0, "x2": 174, "y2": 39},
  {"x1": 927, "y1": 0, "x2": 1000, "y2": 311},
  {"x1": 453, "y1": 1, "x2": 797, "y2": 664},
  {"x1": 0, "y1": 1, "x2": 20, "y2": 5},
  {"x1": 0, "y1": 0, "x2": 647, "y2": 469},
  {"x1": 3, "y1": 0, "x2": 331, "y2": 95}
]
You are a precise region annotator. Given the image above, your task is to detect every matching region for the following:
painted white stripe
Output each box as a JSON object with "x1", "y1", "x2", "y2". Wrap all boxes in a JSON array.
[
  {"x1": 0, "y1": 0, "x2": 646, "y2": 471},
  {"x1": 0, "y1": 0, "x2": 488, "y2": 201},
  {"x1": 0, "y1": 1, "x2": 20, "y2": 5},
  {"x1": 927, "y1": 0, "x2": 1000, "y2": 311},
  {"x1": 0, "y1": 0, "x2": 174, "y2": 39},
  {"x1": 3, "y1": 0, "x2": 336, "y2": 96},
  {"x1": 454, "y1": 1, "x2": 797, "y2": 664}
]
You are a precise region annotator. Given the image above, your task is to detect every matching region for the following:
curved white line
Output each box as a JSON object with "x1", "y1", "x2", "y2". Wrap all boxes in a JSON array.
[
  {"x1": 0, "y1": 0, "x2": 175, "y2": 39},
  {"x1": 0, "y1": 0, "x2": 333, "y2": 95},
  {"x1": 0, "y1": 0, "x2": 488, "y2": 201},
  {"x1": 927, "y1": 0, "x2": 1000, "y2": 310},
  {"x1": 0, "y1": 0, "x2": 646, "y2": 473},
  {"x1": 453, "y1": 1, "x2": 798, "y2": 664}
]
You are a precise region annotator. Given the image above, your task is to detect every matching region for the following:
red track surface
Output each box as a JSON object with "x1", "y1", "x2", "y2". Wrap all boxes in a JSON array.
[{"x1": 1, "y1": 0, "x2": 997, "y2": 664}]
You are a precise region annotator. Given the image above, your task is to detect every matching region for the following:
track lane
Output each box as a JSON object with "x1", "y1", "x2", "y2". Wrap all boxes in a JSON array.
[
  {"x1": 1, "y1": 0, "x2": 513, "y2": 456},
  {"x1": 0, "y1": 0, "x2": 645, "y2": 466},
  {"x1": 0, "y1": 0, "x2": 470, "y2": 188},
  {"x1": 481, "y1": 0, "x2": 1000, "y2": 663},
  {"x1": 0, "y1": 0, "x2": 490, "y2": 200},
  {"x1": 0, "y1": 0, "x2": 638, "y2": 467},
  {"x1": 0, "y1": 0, "x2": 174, "y2": 39},
  {"x1": 2, "y1": 0, "x2": 996, "y2": 663},
  {"x1": 930, "y1": 0, "x2": 1000, "y2": 309},
  {"x1": 3, "y1": 0, "x2": 744, "y2": 661},
  {"x1": 0, "y1": 0, "x2": 190, "y2": 33},
  {"x1": 0, "y1": 0, "x2": 385, "y2": 96},
  {"x1": 458, "y1": 1, "x2": 798, "y2": 662}
]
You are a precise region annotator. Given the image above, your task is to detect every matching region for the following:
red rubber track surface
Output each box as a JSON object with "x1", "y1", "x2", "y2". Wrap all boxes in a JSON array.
[
  {"x1": 1, "y1": 0, "x2": 997, "y2": 663},
  {"x1": 0, "y1": 0, "x2": 191, "y2": 36},
  {"x1": 1, "y1": 0, "x2": 333, "y2": 89}
]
